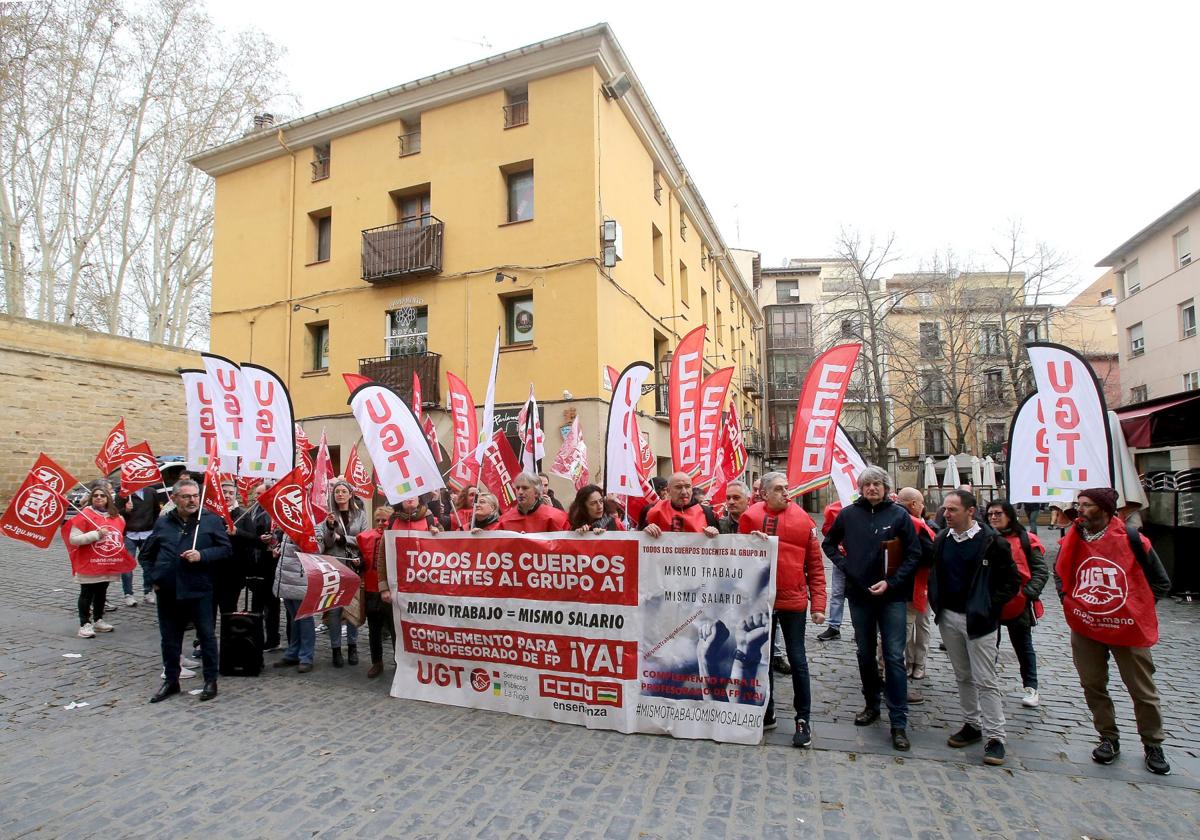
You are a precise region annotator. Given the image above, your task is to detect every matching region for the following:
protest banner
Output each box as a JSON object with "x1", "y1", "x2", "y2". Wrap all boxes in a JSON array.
[
  {"x1": 201, "y1": 353, "x2": 251, "y2": 464},
  {"x1": 1027, "y1": 343, "x2": 1112, "y2": 490},
  {"x1": 445, "y1": 372, "x2": 480, "y2": 490},
  {"x1": 239, "y1": 364, "x2": 295, "y2": 479},
  {"x1": 385, "y1": 531, "x2": 777, "y2": 745},
  {"x1": 349, "y1": 382, "x2": 445, "y2": 504},
  {"x1": 344, "y1": 444, "x2": 376, "y2": 499},
  {"x1": 478, "y1": 430, "x2": 521, "y2": 511},
  {"x1": 94, "y1": 418, "x2": 128, "y2": 475},
  {"x1": 295, "y1": 552, "x2": 361, "y2": 619},
  {"x1": 694, "y1": 367, "x2": 734, "y2": 490},
  {"x1": 1007, "y1": 393, "x2": 1071, "y2": 503},
  {"x1": 669, "y1": 326, "x2": 707, "y2": 475},
  {"x1": 1, "y1": 469, "x2": 68, "y2": 548},
  {"x1": 604, "y1": 362, "x2": 653, "y2": 499},
  {"x1": 257, "y1": 465, "x2": 318, "y2": 551},
  {"x1": 181, "y1": 369, "x2": 217, "y2": 471},
  {"x1": 120, "y1": 442, "x2": 162, "y2": 494},
  {"x1": 786, "y1": 343, "x2": 861, "y2": 496}
]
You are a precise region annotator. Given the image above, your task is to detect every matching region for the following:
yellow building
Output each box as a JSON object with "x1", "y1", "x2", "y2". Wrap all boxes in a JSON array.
[{"x1": 189, "y1": 24, "x2": 764, "y2": 494}]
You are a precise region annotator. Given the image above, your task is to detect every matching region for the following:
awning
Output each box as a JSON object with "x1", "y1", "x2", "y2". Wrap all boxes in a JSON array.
[{"x1": 1115, "y1": 393, "x2": 1200, "y2": 448}]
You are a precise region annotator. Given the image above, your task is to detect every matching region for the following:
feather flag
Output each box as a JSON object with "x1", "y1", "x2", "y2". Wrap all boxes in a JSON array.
[{"x1": 517, "y1": 384, "x2": 546, "y2": 475}]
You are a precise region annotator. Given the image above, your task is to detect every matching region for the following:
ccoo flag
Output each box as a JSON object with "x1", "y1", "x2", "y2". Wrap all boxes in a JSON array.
[{"x1": 786, "y1": 343, "x2": 861, "y2": 496}]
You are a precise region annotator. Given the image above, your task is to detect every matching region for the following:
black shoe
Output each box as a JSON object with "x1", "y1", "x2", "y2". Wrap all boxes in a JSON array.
[
  {"x1": 762, "y1": 715, "x2": 778, "y2": 731},
  {"x1": 891, "y1": 728, "x2": 910, "y2": 751},
  {"x1": 816, "y1": 627, "x2": 840, "y2": 642},
  {"x1": 1144, "y1": 745, "x2": 1171, "y2": 775},
  {"x1": 149, "y1": 681, "x2": 180, "y2": 704},
  {"x1": 273, "y1": 658, "x2": 300, "y2": 668},
  {"x1": 792, "y1": 719, "x2": 812, "y2": 748},
  {"x1": 297, "y1": 663, "x2": 313, "y2": 673},
  {"x1": 983, "y1": 739, "x2": 1006, "y2": 766},
  {"x1": 199, "y1": 681, "x2": 218, "y2": 701},
  {"x1": 1092, "y1": 737, "x2": 1119, "y2": 765},
  {"x1": 854, "y1": 707, "x2": 881, "y2": 727},
  {"x1": 771, "y1": 655, "x2": 792, "y2": 675},
  {"x1": 332, "y1": 648, "x2": 344, "y2": 668},
  {"x1": 947, "y1": 723, "x2": 983, "y2": 748},
  {"x1": 347, "y1": 645, "x2": 359, "y2": 666}
]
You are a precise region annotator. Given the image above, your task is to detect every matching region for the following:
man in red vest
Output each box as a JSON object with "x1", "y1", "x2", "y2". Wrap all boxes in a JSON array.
[
  {"x1": 497, "y1": 473, "x2": 570, "y2": 533},
  {"x1": 641, "y1": 472, "x2": 719, "y2": 537},
  {"x1": 1054, "y1": 487, "x2": 1172, "y2": 776}
]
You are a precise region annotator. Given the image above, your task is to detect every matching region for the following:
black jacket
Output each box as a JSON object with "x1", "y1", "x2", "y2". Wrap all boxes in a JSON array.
[
  {"x1": 143, "y1": 509, "x2": 232, "y2": 599},
  {"x1": 928, "y1": 525, "x2": 1019, "y2": 639},
  {"x1": 717, "y1": 512, "x2": 742, "y2": 535},
  {"x1": 119, "y1": 487, "x2": 162, "y2": 533},
  {"x1": 822, "y1": 497, "x2": 921, "y2": 603}
]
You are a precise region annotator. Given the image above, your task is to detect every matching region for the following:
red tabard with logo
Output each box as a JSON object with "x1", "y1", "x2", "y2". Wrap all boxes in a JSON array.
[
  {"x1": 910, "y1": 515, "x2": 933, "y2": 614},
  {"x1": 497, "y1": 501, "x2": 569, "y2": 533},
  {"x1": 1056, "y1": 519, "x2": 1158, "y2": 648},
  {"x1": 739, "y1": 501, "x2": 825, "y2": 614},
  {"x1": 643, "y1": 498, "x2": 709, "y2": 533},
  {"x1": 356, "y1": 529, "x2": 384, "y2": 592},
  {"x1": 999, "y1": 531, "x2": 1046, "y2": 622},
  {"x1": 60, "y1": 511, "x2": 135, "y2": 576}
]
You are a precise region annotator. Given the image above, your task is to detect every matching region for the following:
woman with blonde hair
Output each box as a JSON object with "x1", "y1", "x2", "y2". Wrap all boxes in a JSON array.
[
  {"x1": 63, "y1": 480, "x2": 135, "y2": 638},
  {"x1": 318, "y1": 478, "x2": 368, "y2": 667}
]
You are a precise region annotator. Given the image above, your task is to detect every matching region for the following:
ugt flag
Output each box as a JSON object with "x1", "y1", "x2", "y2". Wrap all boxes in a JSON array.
[{"x1": 349, "y1": 382, "x2": 444, "y2": 504}]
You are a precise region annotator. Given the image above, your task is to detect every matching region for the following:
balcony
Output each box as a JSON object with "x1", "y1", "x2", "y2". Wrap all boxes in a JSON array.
[
  {"x1": 398, "y1": 131, "x2": 421, "y2": 157},
  {"x1": 358, "y1": 352, "x2": 441, "y2": 406},
  {"x1": 310, "y1": 156, "x2": 330, "y2": 181},
  {"x1": 361, "y1": 216, "x2": 444, "y2": 282},
  {"x1": 503, "y1": 99, "x2": 529, "y2": 128},
  {"x1": 741, "y1": 367, "x2": 761, "y2": 395},
  {"x1": 743, "y1": 427, "x2": 765, "y2": 455}
]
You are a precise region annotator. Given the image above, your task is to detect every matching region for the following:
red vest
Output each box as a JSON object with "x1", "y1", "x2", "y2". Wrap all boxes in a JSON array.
[
  {"x1": 910, "y1": 515, "x2": 933, "y2": 613},
  {"x1": 451, "y1": 509, "x2": 474, "y2": 531},
  {"x1": 61, "y1": 511, "x2": 135, "y2": 577},
  {"x1": 356, "y1": 528, "x2": 384, "y2": 592},
  {"x1": 999, "y1": 531, "x2": 1046, "y2": 622},
  {"x1": 1056, "y1": 519, "x2": 1159, "y2": 647},
  {"x1": 498, "y1": 501, "x2": 569, "y2": 533},
  {"x1": 740, "y1": 502, "x2": 826, "y2": 614},
  {"x1": 644, "y1": 498, "x2": 711, "y2": 533}
]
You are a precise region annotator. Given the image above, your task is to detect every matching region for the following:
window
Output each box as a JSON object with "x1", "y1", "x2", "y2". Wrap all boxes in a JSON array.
[
  {"x1": 680, "y1": 262, "x2": 690, "y2": 307},
  {"x1": 653, "y1": 171, "x2": 662, "y2": 204},
  {"x1": 396, "y1": 190, "x2": 431, "y2": 228},
  {"x1": 1181, "y1": 299, "x2": 1197, "y2": 339},
  {"x1": 385, "y1": 306, "x2": 428, "y2": 357},
  {"x1": 699, "y1": 288, "x2": 707, "y2": 325},
  {"x1": 766, "y1": 306, "x2": 813, "y2": 347},
  {"x1": 923, "y1": 422, "x2": 947, "y2": 455},
  {"x1": 652, "y1": 225, "x2": 664, "y2": 282},
  {"x1": 1021, "y1": 321, "x2": 1040, "y2": 343},
  {"x1": 503, "y1": 87, "x2": 528, "y2": 128},
  {"x1": 505, "y1": 165, "x2": 533, "y2": 223},
  {"x1": 919, "y1": 371, "x2": 946, "y2": 406},
  {"x1": 768, "y1": 354, "x2": 805, "y2": 389},
  {"x1": 776, "y1": 280, "x2": 799, "y2": 304},
  {"x1": 984, "y1": 369, "x2": 1004, "y2": 403},
  {"x1": 985, "y1": 422, "x2": 1007, "y2": 447},
  {"x1": 1123, "y1": 261, "x2": 1141, "y2": 296},
  {"x1": 398, "y1": 119, "x2": 421, "y2": 156},
  {"x1": 1175, "y1": 227, "x2": 1191, "y2": 268},
  {"x1": 310, "y1": 210, "x2": 331, "y2": 263},
  {"x1": 1184, "y1": 371, "x2": 1200, "y2": 392},
  {"x1": 715, "y1": 307, "x2": 724, "y2": 342},
  {"x1": 504, "y1": 295, "x2": 534, "y2": 345},
  {"x1": 311, "y1": 143, "x2": 330, "y2": 181},
  {"x1": 919, "y1": 322, "x2": 940, "y2": 359},
  {"x1": 1128, "y1": 322, "x2": 1145, "y2": 357},
  {"x1": 980, "y1": 323, "x2": 1004, "y2": 356},
  {"x1": 1130, "y1": 384, "x2": 1148, "y2": 403},
  {"x1": 916, "y1": 291, "x2": 933, "y2": 307},
  {"x1": 680, "y1": 213, "x2": 688, "y2": 241},
  {"x1": 769, "y1": 405, "x2": 795, "y2": 448},
  {"x1": 308, "y1": 323, "x2": 329, "y2": 370},
  {"x1": 840, "y1": 318, "x2": 861, "y2": 338}
]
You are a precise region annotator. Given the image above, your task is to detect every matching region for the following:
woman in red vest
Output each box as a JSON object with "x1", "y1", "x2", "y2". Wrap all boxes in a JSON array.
[
  {"x1": 985, "y1": 500, "x2": 1049, "y2": 708},
  {"x1": 357, "y1": 506, "x2": 394, "y2": 679},
  {"x1": 449, "y1": 486, "x2": 478, "y2": 531},
  {"x1": 62, "y1": 480, "x2": 135, "y2": 638},
  {"x1": 568, "y1": 484, "x2": 626, "y2": 533},
  {"x1": 740, "y1": 472, "x2": 827, "y2": 748}
]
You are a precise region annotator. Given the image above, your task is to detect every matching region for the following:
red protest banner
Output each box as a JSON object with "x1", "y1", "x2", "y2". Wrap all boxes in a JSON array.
[
  {"x1": 445, "y1": 372, "x2": 480, "y2": 491},
  {"x1": 1, "y1": 470, "x2": 68, "y2": 548},
  {"x1": 344, "y1": 444, "x2": 375, "y2": 499},
  {"x1": 669, "y1": 325, "x2": 707, "y2": 475},
  {"x1": 94, "y1": 418, "x2": 128, "y2": 475},
  {"x1": 478, "y1": 430, "x2": 521, "y2": 511},
  {"x1": 295, "y1": 552, "x2": 361, "y2": 619},
  {"x1": 786, "y1": 343, "x2": 862, "y2": 496},
  {"x1": 257, "y1": 464, "x2": 318, "y2": 551},
  {"x1": 120, "y1": 441, "x2": 162, "y2": 494},
  {"x1": 30, "y1": 453, "x2": 80, "y2": 497}
]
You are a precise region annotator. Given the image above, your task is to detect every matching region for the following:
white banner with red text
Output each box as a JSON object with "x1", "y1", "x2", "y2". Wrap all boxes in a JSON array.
[{"x1": 385, "y1": 531, "x2": 777, "y2": 745}]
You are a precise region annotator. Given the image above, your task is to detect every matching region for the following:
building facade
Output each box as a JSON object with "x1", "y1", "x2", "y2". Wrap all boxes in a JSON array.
[{"x1": 190, "y1": 25, "x2": 765, "y2": 493}]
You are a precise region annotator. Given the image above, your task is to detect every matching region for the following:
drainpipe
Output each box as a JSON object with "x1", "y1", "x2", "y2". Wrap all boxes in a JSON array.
[{"x1": 276, "y1": 129, "x2": 297, "y2": 390}]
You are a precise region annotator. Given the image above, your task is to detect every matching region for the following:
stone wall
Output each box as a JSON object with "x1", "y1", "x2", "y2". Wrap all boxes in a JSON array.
[{"x1": 0, "y1": 315, "x2": 200, "y2": 509}]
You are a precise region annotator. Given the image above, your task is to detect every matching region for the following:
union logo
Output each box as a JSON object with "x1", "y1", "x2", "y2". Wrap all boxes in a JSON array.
[
  {"x1": 271, "y1": 484, "x2": 307, "y2": 530},
  {"x1": 123, "y1": 455, "x2": 158, "y2": 482},
  {"x1": 15, "y1": 484, "x2": 63, "y2": 527},
  {"x1": 1073, "y1": 555, "x2": 1128, "y2": 615},
  {"x1": 92, "y1": 528, "x2": 125, "y2": 558},
  {"x1": 32, "y1": 466, "x2": 66, "y2": 493},
  {"x1": 104, "y1": 432, "x2": 127, "y2": 459}
]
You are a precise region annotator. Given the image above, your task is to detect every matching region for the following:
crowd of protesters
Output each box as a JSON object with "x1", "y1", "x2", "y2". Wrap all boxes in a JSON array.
[{"x1": 67, "y1": 461, "x2": 1175, "y2": 777}]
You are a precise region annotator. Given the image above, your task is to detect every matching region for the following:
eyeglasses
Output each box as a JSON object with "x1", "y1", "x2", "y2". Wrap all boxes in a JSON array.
[{"x1": 986, "y1": 511, "x2": 1005, "y2": 517}]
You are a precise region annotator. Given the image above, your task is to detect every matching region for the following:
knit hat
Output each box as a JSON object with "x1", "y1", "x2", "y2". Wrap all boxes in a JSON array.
[{"x1": 1077, "y1": 488, "x2": 1118, "y2": 517}]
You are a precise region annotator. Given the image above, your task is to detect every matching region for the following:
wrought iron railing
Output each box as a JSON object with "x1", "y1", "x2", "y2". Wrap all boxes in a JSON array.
[
  {"x1": 503, "y1": 100, "x2": 529, "y2": 128},
  {"x1": 358, "y1": 352, "x2": 441, "y2": 406},
  {"x1": 361, "y1": 216, "x2": 444, "y2": 281}
]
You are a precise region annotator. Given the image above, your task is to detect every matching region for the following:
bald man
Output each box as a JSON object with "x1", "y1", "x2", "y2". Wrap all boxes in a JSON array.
[
  {"x1": 897, "y1": 488, "x2": 936, "y2": 681},
  {"x1": 642, "y1": 472, "x2": 719, "y2": 537}
]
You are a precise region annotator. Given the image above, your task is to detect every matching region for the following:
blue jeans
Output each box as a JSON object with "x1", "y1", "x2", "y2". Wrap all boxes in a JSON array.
[
  {"x1": 766, "y1": 610, "x2": 811, "y2": 723},
  {"x1": 127, "y1": 535, "x2": 153, "y2": 594},
  {"x1": 1004, "y1": 621, "x2": 1038, "y2": 689},
  {"x1": 326, "y1": 607, "x2": 359, "y2": 650},
  {"x1": 283, "y1": 599, "x2": 316, "y2": 665},
  {"x1": 155, "y1": 590, "x2": 218, "y2": 683},
  {"x1": 826, "y1": 564, "x2": 846, "y2": 629},
  {"x1": 848, "y1": 598, "x2": 908, "y2": 729}
]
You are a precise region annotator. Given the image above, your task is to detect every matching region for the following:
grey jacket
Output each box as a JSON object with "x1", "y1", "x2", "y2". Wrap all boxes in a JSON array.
[{"x1": 273, "y1": 537, "x2": 308, "y2": 601}]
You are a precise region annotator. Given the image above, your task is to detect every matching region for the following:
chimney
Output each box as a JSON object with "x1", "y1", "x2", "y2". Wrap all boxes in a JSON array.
[{"x1": 252, "y1": 113, "x2": 275, "y2": 130}]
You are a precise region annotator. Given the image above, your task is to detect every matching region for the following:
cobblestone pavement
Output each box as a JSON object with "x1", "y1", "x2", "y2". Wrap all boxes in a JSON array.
[{"x1": 2, "y1": 538, "x2": 1198, "y2": 839}]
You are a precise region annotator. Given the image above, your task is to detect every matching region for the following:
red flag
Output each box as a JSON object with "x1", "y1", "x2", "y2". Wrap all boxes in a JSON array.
[
  {"x1": 1, "y1": 469, "x2": 68, "y2": 548},
  {"x1": 344, "y1": 444, "x2": 375, "y2": 499},
  {"x1": 478, "y1": 431, "x2": 521, "y2": 512},
  {"x1": 343, "y1": 373, "x2": 373, "y2": 393},
  {"x1": 422, "y1": 414, "x2": 445, "y2": 462},
  {"x1": 413, "y1": 372, "x2": 423, "y2": 419},
  {"x1": 203, "y1": 448, "x2": 234, "y2": 530},
  {"x1": 694, "y1": 367, "x2": 734, "y2": 489},
  {"x1": 28, "y1": 453, "x2": 80, "y2": 498},
  {"x1": 669, "y1": 326, "x2": 707, "y2": 475},
  {"x1": 310, "y1": 430, "x2": 334, "y2": 523},
  {"x1": 445, "y1": 372, "x2": 480, "y2": 491},
  {"x1": 605, "y1": 365, "x2": 621, "y2": 392},
  {"x1": 257, "y1": 464, "x2": 318, "y2": 551},
  {"x1": 120, "y1": 441, "x2": 162, "y2": 493},
  {"x1": 294, "y1": 423, "x2": 314, "y2": 487},
  {"x1": 236, "y1": 476, "x2": 261, "y2": 506},
  {"x1": 787, "y1": 343, "x2": 862, "y2": 496},
  {"x1": 708, "y1": 403, "x2": 750, "y2": 506},
  {"x1": 94, "y1": 418, "x2": 128, "y2": 475},
  {"x1": 295, "y1": 552, "x2": 361, "y2": 619}
]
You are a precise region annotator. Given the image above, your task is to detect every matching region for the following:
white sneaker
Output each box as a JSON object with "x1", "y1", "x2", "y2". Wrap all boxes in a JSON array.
[
  {"x1": 162, "y1": 666, "x2": 197, "y2": 680},
  {"x1": 78, "y1": 623, "x2": 95, "y2": 638},
  {"x1": 143, "y1": 591, "x2": 157, "y2": 605},
  {"x1": 93, "y1": 619, "x2": 114, "y2": 633},
  {"x1": 180, "y1": 656, "x2": 200, "y2": 668},
  {"x1": 124, "y1": 594, "x2": 137, "y2": 607},
  {"x1": 1022, "y1": 687, "x2": 1040, "y2": 708}
]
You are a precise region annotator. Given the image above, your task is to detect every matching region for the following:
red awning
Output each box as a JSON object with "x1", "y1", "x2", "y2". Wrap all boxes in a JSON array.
[{"x1": 1116, "y1": 394, "x2": 1200, "y2": 448}]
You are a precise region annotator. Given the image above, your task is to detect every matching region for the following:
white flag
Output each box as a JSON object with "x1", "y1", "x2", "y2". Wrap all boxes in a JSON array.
[
  {"x1": 1007, "y1": 394, "x2": 1071, "y2": 503},
  {"x1": 1028, "y1": 344, "x2": 1112, "y2": 490},
  {"x1": 181, "y1": 370, "x2": 217, "y2": 472},
  {"x1": 350, "y1": 384, "x2": 444, "y2": 504},
  {"x1": 517, "y1": 384, "x2": 546, "y2": 475},
  {"x1": 828, "y1": 426, "x2": 867, "y2": 506},
  {"x1": 604, "y1": 362, "x2": 653, "y2": 497},
  {"x1": 201, "y1": 353, "x2": 252, "y2": 469},
  {"x1": 475, "y1": 329, "x2": 501, "y2": 461},
  {"x1": 239, "y1": 364, "x2": 295, "y2": 479}
]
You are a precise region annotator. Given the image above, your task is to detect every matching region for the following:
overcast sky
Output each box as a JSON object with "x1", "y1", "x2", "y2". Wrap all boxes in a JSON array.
[{"x1": 207, "y1": 0, "x2": 1199, "y2": 295}]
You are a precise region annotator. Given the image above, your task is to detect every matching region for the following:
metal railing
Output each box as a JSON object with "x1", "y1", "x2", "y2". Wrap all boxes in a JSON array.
[
  {"x1": 503, "y1": 100, "x2": 529, "y2": 128},
  {"x1": 398, "y1": 131, "x2": 421, "y2": 157},
  {"x1": 361, "y1": 216, "x2": 444, "y2": 281},
  {"x1": 311, "y1": 156, "x2": 330, "y2": 181}
]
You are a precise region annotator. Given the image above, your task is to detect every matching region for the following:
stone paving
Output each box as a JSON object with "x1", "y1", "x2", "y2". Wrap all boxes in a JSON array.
[{"x1": 1, "y1": 537, "x2": 1199, "y2": 838}]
